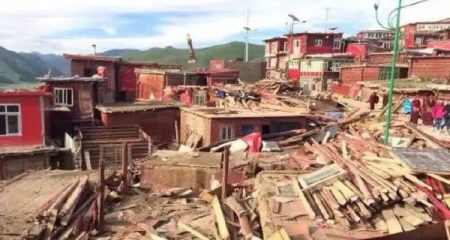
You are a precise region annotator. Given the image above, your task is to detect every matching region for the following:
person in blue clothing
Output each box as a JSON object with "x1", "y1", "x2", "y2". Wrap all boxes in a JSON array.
[{"x1": 443, "y1": 102, "x2": 450, "y2": 132}]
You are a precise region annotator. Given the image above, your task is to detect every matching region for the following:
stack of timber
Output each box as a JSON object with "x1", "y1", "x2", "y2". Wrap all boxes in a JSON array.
[{"x1": 20, "y1": 176, "x2": 97, "y2": 240}]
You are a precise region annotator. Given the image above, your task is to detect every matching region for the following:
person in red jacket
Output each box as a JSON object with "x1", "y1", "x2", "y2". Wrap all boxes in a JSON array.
[{"x1": 432, "y1": 101, "x2": 445, "y2": 131}]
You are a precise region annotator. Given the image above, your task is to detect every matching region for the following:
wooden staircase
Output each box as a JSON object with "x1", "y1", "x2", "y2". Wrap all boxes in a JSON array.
[{"x1": 77, "y1": 125, "x2": 150, "y2": 169}]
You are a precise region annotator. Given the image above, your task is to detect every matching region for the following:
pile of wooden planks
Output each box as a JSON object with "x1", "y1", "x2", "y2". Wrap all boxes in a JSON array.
[
  {"x1": 290, "y1": 126, "x2": 450, "y2": 235},
  {"x1": 21, "y1": 176, "x2": 97, "y2": 240}
]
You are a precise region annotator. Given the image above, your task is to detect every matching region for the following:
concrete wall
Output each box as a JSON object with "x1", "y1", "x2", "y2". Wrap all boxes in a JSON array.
[
  {"x1": 101, "y1": 108, "x2": 180, "y2": 144},
  {"x1": 0, "y1": 154, "x2": 49, "y2": 180},
  {"x1": 180, "y1": 110, "x2": 210, "y2": 145},
  {"x1": 224, "y1": 61, "x2": 266, "y2": 83}
]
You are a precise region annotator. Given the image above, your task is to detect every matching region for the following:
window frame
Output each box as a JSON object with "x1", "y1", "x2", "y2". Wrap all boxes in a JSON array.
[
  {"x1": 314, "y1": 39, "x2": 323, "y2": 47},
  {"x1": 219, "y1": 124, "x2": 235, "y2": 141},
  {"x1": 54, "y1": 87, "x2": 74, "y2": 106},
  {"x1": 0, "y1": 103, "x2": 22, "y2": 136},
  {"x1": 333, "y1": 39, "x2": 341, "y2": 49}
]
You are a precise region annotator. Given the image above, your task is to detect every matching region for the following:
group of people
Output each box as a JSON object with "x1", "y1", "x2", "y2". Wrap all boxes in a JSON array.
[{"x1": 407, "y1": 93, "x2": 450, "y2": 132}]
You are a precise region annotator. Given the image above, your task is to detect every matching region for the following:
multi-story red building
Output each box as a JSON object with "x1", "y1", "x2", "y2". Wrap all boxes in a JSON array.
[
  {"x1": 264, "y1": 32, "x2": 343, "y2": 79},
  {"x1": 401, "y1": 18, "x2": 450, "y2": 49},
  {"x1": 356, "y1": 30, "x2": 394, "y2": 50}
]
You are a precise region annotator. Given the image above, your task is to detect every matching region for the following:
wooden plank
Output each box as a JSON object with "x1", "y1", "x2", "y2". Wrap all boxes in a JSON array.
[
  {"x1": 178, "y1": 222, "x2": 210, "y2": 240},
  {"x1": 333, "y1": 180, "x2": 358, "y2": 202},
  {"x1": 329, "y1": 185, "x2": 347, "y2": 206},
  {"x1": 428, "y1": 173, "x2": 450, "y2": 186},
  {"x1": 382, "y1": 209, "x2": 403, "y2": 234},
  {"x1": 60, "y1": 176, "x2": 89, "y2": 225},
  {"x1": 211, "y1": 196, "x2": 230, "y2": 240},
  {"x1": 292, "y1": 180, "x2": 316, "y2": 220},
  {"x1": 84, "y1": 151, "x2": 92, "y2": 170},
  {"x1": 267, "y1": 228, "x2": 291, "y2": 240}
]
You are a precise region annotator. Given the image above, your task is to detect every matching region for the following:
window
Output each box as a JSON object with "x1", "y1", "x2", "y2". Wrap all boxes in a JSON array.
[
  {"x1": 333, "y1": 39, "x2": 341, "y2": 49},
  {"x1": 283, "y1": 42, "x2": 288, "y2": 51},
  {"x1": 415, "y1": 37, "x2": 424, "y2": 46},
  {"x1": 0, "y1": 104, "x2": 21, "y2": 136},
  {"x1": 219, "y1": 125, "x2": 234, "y2": 141},
  {"x1": 314, "y1": 39, "x2": 323, "y2": 47},
  {"x1": 54, "y1": 88, "x2": 73, "y2": 106},
  {"x1": 194, "y1": 90, "x2": 206, "y2": 105},
  {"x1": 294, "y1": 40, "x2": 300, "y2": 48}
]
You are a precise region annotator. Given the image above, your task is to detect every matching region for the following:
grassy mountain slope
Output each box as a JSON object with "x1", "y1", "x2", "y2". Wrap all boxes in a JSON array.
[
  {"x1": 123, "y1": 41, "x2": 264, "y2": 66},
  {"x1": 0, "y1": 47, "x2": 61, "y2": 84},
  {"x1": 32, "y1": 53, "x2": 70, "y2": 75}
]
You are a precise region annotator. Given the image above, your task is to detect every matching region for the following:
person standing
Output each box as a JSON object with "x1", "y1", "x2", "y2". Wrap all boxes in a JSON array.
[
  {"x1": 443, "y1": 102, "x2": 450, "y2": 132},
  {"x1": 368, "y1": 92, "x2": 379, "y2": 110},
  {"x1": 382, "y1": 92, "x2": 388, "y2": 109},
  {"x1": 422, "y1": 93, "x2": 435, "y2": 126},
  {"x1": 410, "y1": 94, "x2": 421, "y2": 124},
  {"x1": 432, "y1": 101, "x2": 445, "y2": 131}
]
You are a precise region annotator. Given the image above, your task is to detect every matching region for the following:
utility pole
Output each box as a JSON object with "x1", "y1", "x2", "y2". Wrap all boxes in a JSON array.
[
  {"x1": 384, "y1": 0, "x2": 402, "y2": 144},
  {"x1": 324, "y1": 8, "x2": 330, "y2": 33},
  {"x1": 244, "y1": 8, "x2": 250, "y2": 62},
  {"x1": 92, "y1": 44, "x2": 97, "y2": 56}
]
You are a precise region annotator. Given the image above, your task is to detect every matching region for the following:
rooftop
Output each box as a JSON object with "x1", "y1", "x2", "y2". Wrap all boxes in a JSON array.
[
  {"x1": 286, "y1": 32, "x2": 343, "y2": 37},
  {"x1": 63, "y1": 53, "x2": 121, "y2": 62},
  {"x1": 181, "y1": 106, "x2": 307, "y2": 119},
  {"x1": 96, "y1": 100, "x2": 182, "y2": 113},
  {"x1": 0, "y1": 89, "x2": 51, "y2": 97},
  {"x1": 37, "y1": 75, "x2": 106, "y2": 82},
  {"x1": 304, "y1": 53, "x2": 354, "y2": 59}
]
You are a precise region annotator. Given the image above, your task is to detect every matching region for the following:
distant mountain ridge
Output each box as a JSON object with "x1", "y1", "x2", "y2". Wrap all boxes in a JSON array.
[
  {"x1": 0, "y1": 47, "x2": 62, "y2": 84},
  {"x1": 0, "y1": 41, "x2": 264, "y2": 84}
]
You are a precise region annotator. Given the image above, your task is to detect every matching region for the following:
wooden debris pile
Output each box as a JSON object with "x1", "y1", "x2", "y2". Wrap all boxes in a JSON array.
[
  {"x1": 286, "y1": 126, "x2": 450, "y2": 236},
  {"x1": 21, "y1": 176, "x2": 97, "y2": 240}
]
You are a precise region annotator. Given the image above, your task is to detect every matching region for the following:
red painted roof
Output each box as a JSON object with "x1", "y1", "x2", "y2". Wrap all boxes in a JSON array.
[
  {"x1": 286, "y1": 32, "x2": 343, "y2": 37},
  {"x1": 263, "y1": 37, "x2": 287, "y2": 42},
  {"x1": 63, "y1": 53, "x2": 121, "y2": 62},
  {"x1": 0, "y1": 90, "x2": 51, "y2": 97}
]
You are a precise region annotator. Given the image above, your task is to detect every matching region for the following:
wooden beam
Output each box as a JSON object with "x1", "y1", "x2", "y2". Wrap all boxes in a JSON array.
[
  {"x1": 212, "y1": 196, "x2": 230, "y2": 240},
  {"x1": 221, "y1": 148, "x2": 230, "y2": 201},
  {"x1": 178, "y1": 222, "x2": 210, "y2": 240},
  {"x1": 84, "y1": 151, "x2": 92, "y2": 171},
  {"x1": 292, "y1": 180, "x2": 316, "y2": 220}
]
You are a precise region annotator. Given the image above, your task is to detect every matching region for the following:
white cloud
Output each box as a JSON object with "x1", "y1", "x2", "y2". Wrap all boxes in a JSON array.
[{"x1": 0, "y1": 0, "x2": 448, "y2": 53}]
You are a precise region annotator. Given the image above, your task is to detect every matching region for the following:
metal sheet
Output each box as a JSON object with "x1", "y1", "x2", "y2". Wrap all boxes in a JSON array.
[{"x1": 393, "y1": 148, "x2": 450, "y2": 174}]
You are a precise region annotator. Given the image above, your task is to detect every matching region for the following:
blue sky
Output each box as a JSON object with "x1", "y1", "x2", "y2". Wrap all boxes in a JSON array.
[{"x1": 0, "y1": 0, "x2": 448, "y2": 54}]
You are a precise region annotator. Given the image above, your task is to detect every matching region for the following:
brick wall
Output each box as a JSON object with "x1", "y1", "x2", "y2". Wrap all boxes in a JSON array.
[{"x1": 409, "y1": 57, "x2": 450, "y2": 81}]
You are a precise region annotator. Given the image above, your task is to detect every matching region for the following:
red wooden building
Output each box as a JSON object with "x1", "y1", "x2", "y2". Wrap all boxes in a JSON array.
[
  {"x1": 96, "y1": 101, "x2": 181, "y2": 145},
  {"x1": 401, "y1": 18, "x2": 450, "y2": 49},
  {"x1": 38, "y1": 76, "x2": 106, "y2": 140},
  {"x1": 180, "y1": 107, "x2": 308, "y2": 147},
  {"x1": 345, "y1": 43, "x2": 385, "y2": 63},
  {"x1": 264, "y1": 32, "x2": 343, "y2": 80},
  {"x1": 63, "y1": 54, "x2": 181, "y2": 102},
  {"x1": 0, "y1": 90, "x2": 58, "y2": 179}
]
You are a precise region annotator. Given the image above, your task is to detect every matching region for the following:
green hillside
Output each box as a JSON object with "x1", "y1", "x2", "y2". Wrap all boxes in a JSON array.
[
  {"x1": 0, "y1": 47, "x2": 61, "y2": 84},
  {"x1": 123, "y1": 41, "x2": 265, "y2": 67}
]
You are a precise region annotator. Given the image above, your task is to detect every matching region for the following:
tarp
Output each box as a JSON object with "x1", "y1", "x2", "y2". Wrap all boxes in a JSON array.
[{"x1": 241, "y1": 132, "x2": 262, "y2": 152}]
